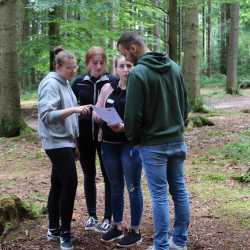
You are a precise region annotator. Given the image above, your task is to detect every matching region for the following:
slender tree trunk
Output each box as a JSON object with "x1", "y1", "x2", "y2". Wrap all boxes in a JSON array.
[
  {"x1": 154, "y1": 0, "x2": 161, "y2": 51},
  {"x1": 164, "y1": 13, "x2": 169, "y2": 54},
  {"x1": 49, "y1": 5, "x2": 61, "y2": 71},
  {"x1": 182, "y1": 3, "x2": 201, "y2": 110},
  {"x1": 178, "y1": 5, "x2": 184, "y2": 65},
  {"x1": 0, "y1": 0, "x2": 22, "y2": 137},
  {"x1": 202, "y1": 5, "x2": 206, "y2": 65},
  {"x1": 30, "y1": 10, "x2": 39, "y2": 87},
  {"x1": 220, "y1": 3, "x2": 230, "y2": 75},
  {"x1": 16, "y1": 0, "x2": 30, "y2": 90},
  {"x1": 110, "y1": 0, "x2": 116, "y2": 74},
  {"x1": 169, "y1": 0, "x2": 178, "y2": 62},
  {"x1": 226, "y1": 4, "x2": 240, "y2": 95},
  {"x1": 207, "y1": 0, "x2": 212, "y2": 76}
]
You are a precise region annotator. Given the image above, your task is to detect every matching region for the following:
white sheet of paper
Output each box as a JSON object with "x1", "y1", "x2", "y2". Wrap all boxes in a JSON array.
[{"x1": 93, "y1": 106, "x2": 123, "y2": 125}]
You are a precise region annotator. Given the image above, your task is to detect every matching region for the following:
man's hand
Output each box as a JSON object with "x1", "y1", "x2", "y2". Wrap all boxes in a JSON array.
[{"x1": 108, "y1": 122, "x2": 124, "y2": 133}]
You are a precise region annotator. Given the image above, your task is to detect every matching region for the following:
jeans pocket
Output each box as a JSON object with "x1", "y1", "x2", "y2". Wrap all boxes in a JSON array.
[{"x1": 171, "y1": 143, "x2": 187, "y2": 159}]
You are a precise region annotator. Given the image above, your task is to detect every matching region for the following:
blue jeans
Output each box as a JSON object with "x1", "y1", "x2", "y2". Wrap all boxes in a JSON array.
[
  {"x1": 101, "y1": 143, "x2": 143, "y2": 228},
  {"x1": 139, "y1": 142, "x2": 189, "y2": 250}
]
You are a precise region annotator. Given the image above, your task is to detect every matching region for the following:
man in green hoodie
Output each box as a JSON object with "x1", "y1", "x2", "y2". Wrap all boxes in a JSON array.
[{"x1": 117, "y1": 31, "x2": 190, "y2": 250}]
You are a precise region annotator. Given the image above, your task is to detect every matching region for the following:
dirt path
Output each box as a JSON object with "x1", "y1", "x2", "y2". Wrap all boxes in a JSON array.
[
  {"x1": 213, "y1": 96, "x2": 250, "y2": 110},
  {"x1": 1, "y1": 95, "x2": 250, "y2": 250}
]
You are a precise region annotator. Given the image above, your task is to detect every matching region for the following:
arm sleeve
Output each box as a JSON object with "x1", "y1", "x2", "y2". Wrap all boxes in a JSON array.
[
  {"x1": 180, "y1": 74, "x2": 189, "y2": 126},
  {"x1": 38, "y1": 82, "x2": 64, "y2": 124},
  {"x1": 124, "y1": 72, "x2": 144, "y2": 145},
  {"x1": 95, "y1": 83, "x2": 112, "y2": 108},
  {"x1": 93, "y1": 83, "x2": 112, "y2": 122}
]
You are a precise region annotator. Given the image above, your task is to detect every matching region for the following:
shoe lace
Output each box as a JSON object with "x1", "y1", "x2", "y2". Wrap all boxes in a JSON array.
[
  {"x1": 87, "y1": 216, "x2": 96, "y2": 224},
  {"x1": 101, "y1": 219, "x2": 110, "y2": 229}
]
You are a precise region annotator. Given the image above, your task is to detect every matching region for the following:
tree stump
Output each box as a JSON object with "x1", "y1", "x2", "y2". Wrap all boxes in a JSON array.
[
  {"x1": 0, "y1": 195, "x2": 33, "y2": 236},
  {"x1": 188, "y1": 113, "x2": 215, "y2": 128}
]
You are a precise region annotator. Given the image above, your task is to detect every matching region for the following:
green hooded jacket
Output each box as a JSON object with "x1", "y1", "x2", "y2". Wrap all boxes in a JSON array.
[{"x1": 124, "y1": 52, "x2": 188, "y2": 146}]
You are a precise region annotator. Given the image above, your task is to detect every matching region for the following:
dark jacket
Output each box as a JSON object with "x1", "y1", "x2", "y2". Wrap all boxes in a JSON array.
[
  {"x1": 72, "y1": 73, "x2": 118, "y2": 139},
  {"x1": 102, "y1": 85, "x2": 128, "y2": 143},
  {"x1": 124, "y1": 52, "x2": 188, "y2": 146}
]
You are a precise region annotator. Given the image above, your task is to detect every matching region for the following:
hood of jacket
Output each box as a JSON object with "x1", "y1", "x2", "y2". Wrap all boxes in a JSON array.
[
  {"x1": 45, "y1": 72, "x2": 67, "y2": 85},
  {"x1": 137, "y1": 52, "x2": 171, "y2": 73}
]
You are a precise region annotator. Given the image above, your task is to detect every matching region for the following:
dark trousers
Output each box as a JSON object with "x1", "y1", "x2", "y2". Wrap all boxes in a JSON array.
[
  {"x1": 79, "y1": 136, "x2": 112, "y2": 221},
  {"x1": 45, "y1": 147, "x2": 78, "y2": 232}
]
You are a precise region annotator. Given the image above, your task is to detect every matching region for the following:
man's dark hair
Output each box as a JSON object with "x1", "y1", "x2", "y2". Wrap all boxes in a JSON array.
[{"x1": 117, "y1": 31, "x2": 145, "y2": 49}]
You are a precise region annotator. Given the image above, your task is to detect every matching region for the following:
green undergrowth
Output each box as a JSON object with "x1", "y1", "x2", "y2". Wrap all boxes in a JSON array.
[
  {"x1": 0, "y1": 195, "x2": 45, "y2": 238},
  {"x1": 21, "y1": 90, "x2": 37, "y2": 107},
  {"x1": 188, "y1": 127, "x2": 250, "y2": 229}
]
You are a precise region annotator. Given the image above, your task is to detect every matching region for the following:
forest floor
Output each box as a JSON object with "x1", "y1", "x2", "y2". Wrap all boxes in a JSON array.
[{"x1": 0, "y1": 87, "x2": 250, "y2": 250}]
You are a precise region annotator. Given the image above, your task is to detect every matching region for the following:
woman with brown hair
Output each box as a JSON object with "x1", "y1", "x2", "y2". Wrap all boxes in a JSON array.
[{"x1": 72, "y1": 46, "x2": 118, "y2": 233}]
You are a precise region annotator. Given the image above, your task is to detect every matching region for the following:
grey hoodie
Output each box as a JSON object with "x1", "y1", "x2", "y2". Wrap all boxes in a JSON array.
[{"x1": 38, "y1": 72, "x2": 79, "y2": 149}]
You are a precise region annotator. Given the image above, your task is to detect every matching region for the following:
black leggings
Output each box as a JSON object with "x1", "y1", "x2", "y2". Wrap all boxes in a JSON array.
[
  {"x1": 78, "y1": 137, "x2": 112, "y2": 221},
  {"x1": 46, "y1": 147, "x2": 77, "y2": 232}
]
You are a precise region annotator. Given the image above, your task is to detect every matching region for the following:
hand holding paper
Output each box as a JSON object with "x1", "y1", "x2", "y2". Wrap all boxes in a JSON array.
[{"x1": 93, "y1": 106, "x2": 123, "y2": 125}]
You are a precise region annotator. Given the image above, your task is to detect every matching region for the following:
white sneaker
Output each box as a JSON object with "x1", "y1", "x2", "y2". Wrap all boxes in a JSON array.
[
  {"x1": 169, "y1": 237, "x2": 187, "y2": 250},
  {"x1": 84, "y1": 216, "x2": 98, "y2": 231},
  {"x1": 146, "y1": 246, "x2": 155, "y2": 250},
  {"x1": 95, "y1": 219, "x2": 111, "y2": 233}
]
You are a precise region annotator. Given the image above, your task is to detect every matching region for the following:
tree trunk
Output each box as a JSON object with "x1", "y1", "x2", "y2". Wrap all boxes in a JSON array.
[
  {"x1": 164, "y1": 13, "x2": 169, "y2": 54},
  {"x1": 202, "y1": 5, "x2": 206, "y2": 66},
  {"x1": 178, "y1": 5, "x2": 184, "y2": 65},
  {"x1": 220, "y1": 3, "x2": 230, "y2": 75},
  {"x1": 206, "y1": 0, "x2": 212, "y2": 76},
  {"x1": 154, "y1": 0, "x2": 161, "y2": 51},
  {"x1": 182, "y1": 3, "x2": 201, "y2": 111},
  {"x1": 226, "y1": 4, "x2": 240, "y2": 95},
  {"x1": 0, "y1": 0, "x2": 22, "y2": 137},
  {"x1": 16, "y1": 0, "x2": 30, "y2": 90},
  {"x1": 110, "y1": 0, "x2": 116, "y2": 74},
  {"x1": 169, "y1": 0, "x2": 178, "y2": 62},
  {"x1": 49, "y1": 5, "x2": 61, "y2": 71}
]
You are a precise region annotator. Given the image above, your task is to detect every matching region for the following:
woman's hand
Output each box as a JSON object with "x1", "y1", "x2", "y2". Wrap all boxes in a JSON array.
[
  {"x1": 108, "y1": 122, "x2": 124, "y2": 133},
  {"x1": 75, "y1": 146, "x2": 80, "y2": 161},
  {"x1": 75, "y1": 105, "x2": 92, "y2": 115}
]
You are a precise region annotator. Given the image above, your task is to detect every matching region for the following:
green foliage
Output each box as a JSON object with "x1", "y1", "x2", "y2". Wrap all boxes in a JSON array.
[
  {"x1": 221, "y1": 140, "x2": 250, "y2": 164},
  {"x1": 188, "y1": 97, "x2": 209, "y2": 113},
  {"x1": 21, "y1": 193, "x2": 48, "y2": 219},
  {"x1": 0, "y1": 195, "x2": 39, "y2": 237},
  {"x1": 200, "y1": 74, "x2": 226, "y2": 86},
  {"x1": 238, "y1": 30, "x2": 250, "y2": 77},
  {"x1": 21, "y1": 90, "x2": 37, "y2": 102},
  {"x1": 234, "y1": 169, "x2": 250, "y2": 183},
  {"x1": 18, "y1": 0, "x2": 250, "y2": 94},
  {"x1": 203, "y1": 172, "x2": 227, "y2": 182},
  {"x1": 240, "y1": 0, "x2": 250, "y2": 26},
  {"x1": 188, "y1": 114, "x2": 214, "y2": 128},
  {"x1": 20, "y1": 0, "x2": 168, "y2": 88}
]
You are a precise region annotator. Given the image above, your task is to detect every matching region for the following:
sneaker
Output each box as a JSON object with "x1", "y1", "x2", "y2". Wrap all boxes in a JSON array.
[
  {"x1": 47, "y1": 228, "x2": 60, "y2": 241},
  {"x1": 146, "y1": 246, "x2": 155, "y2": 250},
  {"x1": 95, "y1": 219, "x2": 111, "y2": 233},
  {"x1": 60, "y1": 232, "x2": 73, "y2": 250},
  {"x1": 116, "y1": 229, "x2": 142, "y2": 248},
  {"x1": 169, "y1": 237, "x2": 187, "y2": 250},
  {"x1": 84, "y1": 216, "x2": 98, "y2": 231},
  {"x1": 101, "y1": 225, "x2": 123, "y2": 242}
]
